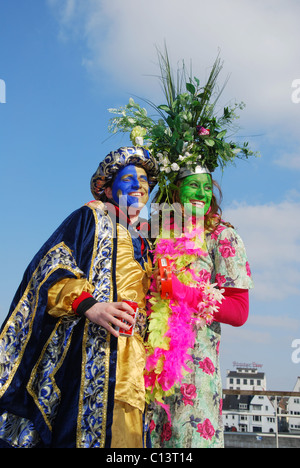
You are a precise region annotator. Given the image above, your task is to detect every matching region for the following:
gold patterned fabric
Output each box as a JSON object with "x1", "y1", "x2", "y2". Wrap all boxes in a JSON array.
[
  {"x1": 47, "y1": 278, "x2": 95, "y2": 317},
  {"x1": 111, "y1": 223, "x2": 152, "y2": 445}
]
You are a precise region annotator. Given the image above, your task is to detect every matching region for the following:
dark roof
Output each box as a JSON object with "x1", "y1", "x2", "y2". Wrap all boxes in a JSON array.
[
  {"x1": 223, "y1": 394, "x2": 253, "y2": 411},
  {"x1": 227, "y1": 370, "x2": 265, "y2": 379}
]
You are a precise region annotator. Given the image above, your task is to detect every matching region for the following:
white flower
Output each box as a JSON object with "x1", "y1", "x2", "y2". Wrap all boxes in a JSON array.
[
  {"x1": 157, "y1": 153, "x2": 170, "y2": 166},
  {"x1": 161, "y1": 166, "x2": 171, "y2": 173},
  {"x1": 135, "y1": 136, "x2": 144, "y2": 145},
  {"x1": 171, "y1": 162, "x2": 180, "y2": 171}
]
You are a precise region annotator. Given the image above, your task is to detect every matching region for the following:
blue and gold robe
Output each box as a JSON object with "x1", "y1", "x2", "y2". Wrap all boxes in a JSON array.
[{"x1": 0, "y1": 201, "x2": 152, "y2": 448}]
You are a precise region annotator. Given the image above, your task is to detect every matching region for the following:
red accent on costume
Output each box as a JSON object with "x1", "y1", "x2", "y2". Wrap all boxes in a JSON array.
[
  {"x1": 72, "y1": 291, "x2": 94, "y2": 313},
  {"x1": 216, "y1": 287, "x2": 249, "y2": 327}
]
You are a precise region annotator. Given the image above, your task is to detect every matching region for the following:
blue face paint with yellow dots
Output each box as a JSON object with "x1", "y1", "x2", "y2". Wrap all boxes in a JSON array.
[{"x1": 111, "y1": 164, "x2": 150, "y2": 207}]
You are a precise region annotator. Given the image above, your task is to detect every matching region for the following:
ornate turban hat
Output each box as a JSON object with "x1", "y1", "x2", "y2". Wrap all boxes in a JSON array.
[{"x1": 90, "y1": 146, "x2": 158, "y2": 200}]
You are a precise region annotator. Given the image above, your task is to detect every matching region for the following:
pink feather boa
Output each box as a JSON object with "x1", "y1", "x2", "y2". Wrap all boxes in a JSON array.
[{"x1": 144, "y1": 225, "x2": 224, "y2": 422}]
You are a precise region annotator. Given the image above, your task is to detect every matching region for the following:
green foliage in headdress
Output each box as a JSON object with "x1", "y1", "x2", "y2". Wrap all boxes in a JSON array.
[{"x1": 108, "y1": 46, "x2": 258, "y2": 204}]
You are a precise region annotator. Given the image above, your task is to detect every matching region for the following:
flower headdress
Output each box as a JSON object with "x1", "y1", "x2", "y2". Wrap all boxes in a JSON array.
[{"x1": 108, "y1": 46, "x2": 258, "y2": 203}]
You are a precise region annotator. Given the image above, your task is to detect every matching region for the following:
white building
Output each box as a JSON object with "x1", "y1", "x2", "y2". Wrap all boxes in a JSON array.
[
  {"x1": 223, "y1": 394, "x2": 252, "y2": 432},
  {"x1": 249, "y1": 394, "x2": 276, "y2": 433},
  {"x1": 287, "y1": 376, "x2": 300, "y2": 433},
  {"x1": 226, "y1": 367, "x2": 266, "y2": 391},
  {"x1": 223, "y1": 367, "x2": 276, "y2": 433}
]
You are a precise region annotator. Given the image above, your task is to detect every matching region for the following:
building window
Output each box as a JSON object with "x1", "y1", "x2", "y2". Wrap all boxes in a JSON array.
[
  {"x1": 253, "y1": 426, "x2": 262, "y2": 432},
  {"x1": 239, "y1": 404, "x2": 248, "y2": 410},
  {"x1": 253, "y1": 415, "x2": 262, "y2": 422},
  {"x1": 252, "y1": 405, "x2": 262, "y2": 411}
]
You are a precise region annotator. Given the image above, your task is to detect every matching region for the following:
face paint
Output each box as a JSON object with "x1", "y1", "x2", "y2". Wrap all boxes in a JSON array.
[
  {"x1": 179, "y1": 173, "x2": 213, "y2": 216},
  {"x1": 111, "y1": 165, "x2": 150, "y2": 207}
]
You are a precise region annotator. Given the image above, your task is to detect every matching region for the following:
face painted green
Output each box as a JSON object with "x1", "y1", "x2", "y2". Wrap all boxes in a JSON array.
[{"x1": 179, "y1": 173, "x2": 213, "y2": 216}]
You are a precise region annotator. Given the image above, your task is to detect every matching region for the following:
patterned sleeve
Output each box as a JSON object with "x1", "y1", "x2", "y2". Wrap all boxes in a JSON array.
[{"x1": 210, "y1": 225, "x2": 254, "y2": 289}]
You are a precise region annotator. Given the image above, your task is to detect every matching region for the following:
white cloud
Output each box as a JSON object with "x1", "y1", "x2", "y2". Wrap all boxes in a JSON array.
[
  {"x1": 274, "y1": 152, "x2": 300, "y2": 170},
  {"x1": 250, "y1": 314, "x2": 300, "y2": 331},
  {"x1": 222, "y1": 324, "x2": 272, "y2": 345},
  {"x1": 47, "y1": 0, "x2": 300, "y2": 139},
  {"x1": 223, "y1": 198, "x2": 300, "y2": 301}
]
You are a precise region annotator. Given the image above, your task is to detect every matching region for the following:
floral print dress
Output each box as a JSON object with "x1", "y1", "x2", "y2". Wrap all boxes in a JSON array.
[{"x1": 149, "y1": 224, "x2": 253, "y2": 448}]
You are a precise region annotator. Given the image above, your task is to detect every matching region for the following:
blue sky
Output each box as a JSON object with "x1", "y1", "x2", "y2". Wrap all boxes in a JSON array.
[{"x1": 1, "y1": 0, "x2": 300, "y2": 391}]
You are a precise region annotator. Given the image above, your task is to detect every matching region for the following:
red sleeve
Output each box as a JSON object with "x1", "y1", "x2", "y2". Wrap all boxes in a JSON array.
[
  {"x1": 215, "y1": 287, "x2": 249, "y2": 327},
  {"x1": 72, "y1": 291, "x2": 94, "y2": 314}
]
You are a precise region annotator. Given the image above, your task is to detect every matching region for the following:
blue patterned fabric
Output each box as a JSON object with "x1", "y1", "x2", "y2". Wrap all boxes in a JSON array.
[{"x1": 0, "y1": 203, "x2": 123, "y2": 448}]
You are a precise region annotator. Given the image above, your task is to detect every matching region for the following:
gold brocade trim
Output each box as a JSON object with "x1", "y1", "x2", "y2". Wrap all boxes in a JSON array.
[
  {"x1": 76, "y1": 318, "x2": 88, "y2": 447},
  {"x1": 76, "y1": 202, "x2": 114, "y2": 448},
  {"x1": 0, "y1": 243, "x2": 82, "y2": 399},
  {"x1": 98, "y1": 204, "x2": 114, "y2": 449},
  {"x1": 87, "y1": 200, "x2": 105, "y2": 283},
  {"x1": 102, "y1": 331, "x2": 112, "y2": 448},
  {"x1": 102, "y1": 214, "x2": 114, "y2": 449},
  {"x1": 26, "y1": 316, "x2": 78, "y2": 431}
]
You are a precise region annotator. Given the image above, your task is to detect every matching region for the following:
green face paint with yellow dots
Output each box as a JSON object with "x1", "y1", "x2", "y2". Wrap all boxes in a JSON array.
[{"x1": 179, "y1": 173, "x2": 213, "y2": 217}]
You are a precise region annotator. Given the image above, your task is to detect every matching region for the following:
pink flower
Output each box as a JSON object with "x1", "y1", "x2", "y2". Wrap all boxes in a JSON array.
[
  {"x1": 199, "y1": 357, "x2": 215, "y2": 375},
  {"x1": 196, "y1": 419, "x2": 215, "y2": 440},
  {"x1": 219, "y1": 238, "x2": 235, "y2": 258},
  {"x1": 219, "y1": 398, "x2": 223, "y2": 416},
  {"x1": 197, "y1": 126, "x2": 210, "y2": 136},
  {"x1": 211, "y1": 225, "x2": 226, "y2": 240},
  {"x1": 180, "y1": 383, "x2": 197, "y2": 406},
  {"x1": 144, "y1": 372, "x2": 157, "y2": 391},
  {"x1": 161, "y1": 422, "x2": 172, "y2": 443},
  {"x1": 149, "y1": 420, "x2": 156, "y2": 433},
  {"x1": 215, "y1": 273, "x2": 226, "y2": 287},
  {"x1": 198, "y1": 269, "x2": 211, "y2": 283},
  {"x1": 246, "y1": 261, "x2": 251, "y2": 277},
  {"x1": 216, "y1": 341, "x2": 220, "y2": 356}
]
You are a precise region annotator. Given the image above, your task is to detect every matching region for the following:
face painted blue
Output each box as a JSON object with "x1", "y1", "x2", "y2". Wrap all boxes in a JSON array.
[{"x1": 111, "y1": 165, "x2": 150, "y2": 207}]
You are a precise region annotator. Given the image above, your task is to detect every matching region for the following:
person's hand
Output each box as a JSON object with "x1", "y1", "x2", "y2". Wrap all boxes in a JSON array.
[
  {"x1": 84, "y1": 301, "x2": 135, "y2": 337},
  {"x1": 152, "y1": 268, "x2": 161, "y2": 292}
]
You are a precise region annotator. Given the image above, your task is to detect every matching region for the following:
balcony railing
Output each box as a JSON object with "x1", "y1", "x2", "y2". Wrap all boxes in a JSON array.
[{"x1": 222, "y1": 389, "x2": 300, "y2": 448}]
